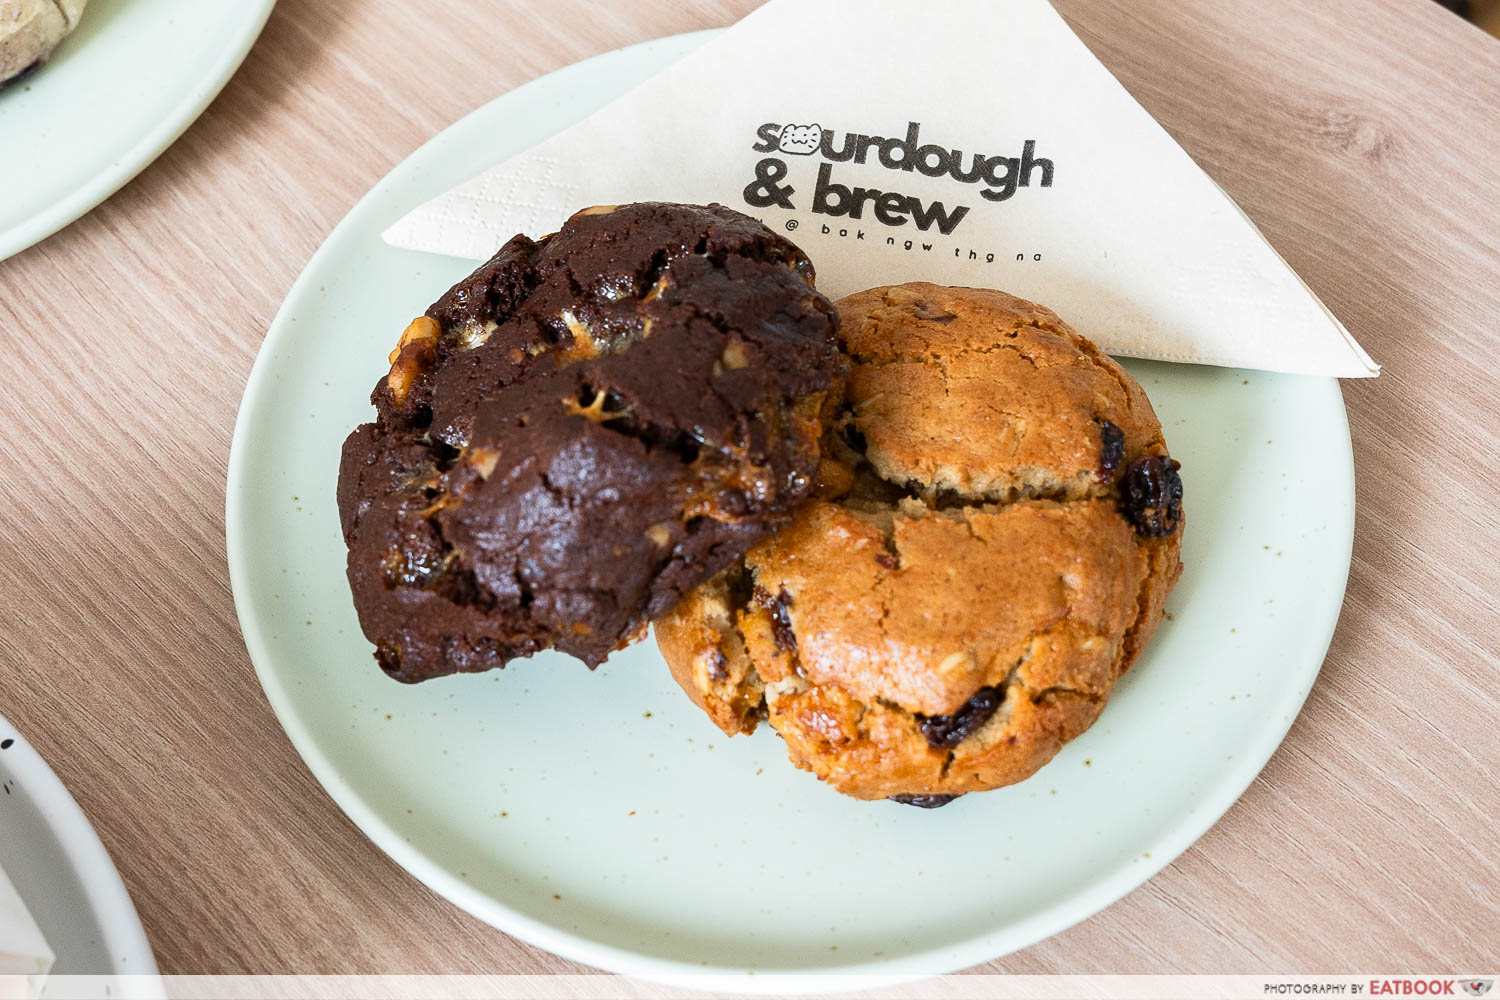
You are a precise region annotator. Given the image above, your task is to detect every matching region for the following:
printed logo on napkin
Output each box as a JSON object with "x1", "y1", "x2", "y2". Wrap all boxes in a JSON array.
[
  {"x1": 743, "y1": 121, "x2": 1052, "y2": 236},
  {"x1": 384, "y1": 0, "x2": 1378, "y2": 378}
]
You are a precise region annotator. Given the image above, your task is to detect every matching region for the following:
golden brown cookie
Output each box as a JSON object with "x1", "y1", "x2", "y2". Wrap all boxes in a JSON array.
[{"x1": 655, "y1": 282, "x2": 1184, "y2": 806}]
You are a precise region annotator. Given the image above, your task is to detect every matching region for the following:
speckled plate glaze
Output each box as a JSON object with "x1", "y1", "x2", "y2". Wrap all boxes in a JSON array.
[
  {"x1": 0, "y1": 716, "x2": 158, "y2": 978},
  {"x1": 226, "y1": 30, "x2": 1355, "y2": 986},
  {"x1": 0, "y1": 0, "x2": 274, "y2": 260}
]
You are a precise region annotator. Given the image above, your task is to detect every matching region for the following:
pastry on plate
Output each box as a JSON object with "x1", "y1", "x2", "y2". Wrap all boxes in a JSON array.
[
  {"x1": 656, "y1": 282, "x2": 1183, "y2": 806},
  {"x1": 338, "y1": 202, "x2": 843, "y2": 682},
  {"x1": 0, "y1": 0, "x2": 87, "y2": 86}
]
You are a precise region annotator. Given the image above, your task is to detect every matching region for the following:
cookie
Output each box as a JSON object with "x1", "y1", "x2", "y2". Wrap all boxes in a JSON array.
[
  {"x1": 338, "y1": 202, "x2": 843, "y2": 682},
  {"x1": 1, "y1": 0, "x2": 87, "y2": 85},
  {"x1": 655, "y1": 283, "x2": 1183, "y2": 804}
]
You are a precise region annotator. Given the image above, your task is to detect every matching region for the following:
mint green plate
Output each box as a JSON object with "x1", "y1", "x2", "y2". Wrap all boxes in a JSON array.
[
  {"x1": 0, "y1": 0, "x2": 273, "y2": 260},
  {"x1": 226, "y1": 30, "x2": 1354, "y2": 985}
]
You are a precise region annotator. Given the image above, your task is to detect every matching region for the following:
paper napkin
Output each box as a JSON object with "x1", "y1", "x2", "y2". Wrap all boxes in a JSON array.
[
  {"x1": 384, "y1": 0, "x2": 1378, "y2": 378},
  {"x1": 0, "y1": 863, "x2": 53, "y2": 998}
]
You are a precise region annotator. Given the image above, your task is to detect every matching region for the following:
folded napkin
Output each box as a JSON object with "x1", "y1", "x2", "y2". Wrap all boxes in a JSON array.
[
  {"x1": 384, "y1": 0, "x2": 1378, "y2": 378},
  {"x1": 0, "y1": 862, "x2": 53, "y2": 998}
]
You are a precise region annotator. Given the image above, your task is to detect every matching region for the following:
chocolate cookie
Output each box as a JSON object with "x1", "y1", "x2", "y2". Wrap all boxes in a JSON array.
[
  {"x1": 338, "y1": 203, "x2": 843, "y2": 682},
  {"x1": 655, "y1": 283, "x2": 1183, "y2": 804}
]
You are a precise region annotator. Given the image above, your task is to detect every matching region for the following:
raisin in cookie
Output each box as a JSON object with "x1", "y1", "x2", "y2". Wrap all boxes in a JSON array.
[
  {"x1": 338, "y1": 203, "x2": 843, "y2": 682},
  {"x1": 656, "y1": 283, "x2": 1183, "y2": 805}
]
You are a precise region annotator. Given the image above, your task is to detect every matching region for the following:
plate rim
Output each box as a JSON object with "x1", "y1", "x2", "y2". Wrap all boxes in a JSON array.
[
  {"x1": 225, "y1": 29, "x2": 1356, "y2": 985},
  {"x1": 0, "y1": 0, "x2": 276, "y2": 261},
  {"x1": 0, "y1": 715, "x2": 160, "y2": 978}
]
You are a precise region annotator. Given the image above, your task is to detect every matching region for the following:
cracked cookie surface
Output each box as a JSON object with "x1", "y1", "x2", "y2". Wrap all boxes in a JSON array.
[
  {"x1": 655, "y1": 282, "x2": 1183, "y2": 804},
  {"x1": 338, "y1": 202, "x2": 843, "y2": 682}
]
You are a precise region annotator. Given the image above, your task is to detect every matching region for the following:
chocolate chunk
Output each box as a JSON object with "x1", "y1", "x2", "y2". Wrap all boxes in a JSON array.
[
  {"x1": 1098, "y1": 419, "x2": 1126, "y2": 481},
  {"x1": 889, "y1": 793, "x2": 960, "y2": 808},
  {"x1": 840, "y1": 420, "x2": 868, "y2": 455},
  {"x1": 706, "y1": 648, "x2": 730, "y2": 681},
  {"x1": 754, "y1": 585, "x2": 798, "y2": 654},
  {"x1": 915, "y1": 684, "x2": 1006, "y2": 749},
  {"x1": 911, "y1": 301, "x2": 958, "y2": 323},
  {"x1": 1120, "y1": 454, "x2": 1184, "y2": 537},
  {"x1": 337, "y1": 203, "x2": 844, "y2": 682}
]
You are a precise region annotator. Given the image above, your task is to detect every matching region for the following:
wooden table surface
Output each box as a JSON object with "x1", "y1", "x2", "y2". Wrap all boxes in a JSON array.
[{"x1": 2, "y1": 0, "x2": 1497, "y2": 977}]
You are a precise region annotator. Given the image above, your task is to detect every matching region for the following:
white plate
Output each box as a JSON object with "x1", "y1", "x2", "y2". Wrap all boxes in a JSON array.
[
  {"x1": 0, "y1": 716, "x2": 157, "y2": 979},
  {"x1": 0, "y1": 0, "x2": 274, "y2": 260},
  {"x1": 226, "y1": 31, "x2": 1354, "y2": 983}
]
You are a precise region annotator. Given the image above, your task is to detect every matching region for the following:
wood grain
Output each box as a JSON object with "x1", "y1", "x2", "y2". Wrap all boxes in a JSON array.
[{"x1": 0, "y1": 0, "x2": 1496, "y2": 975}]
